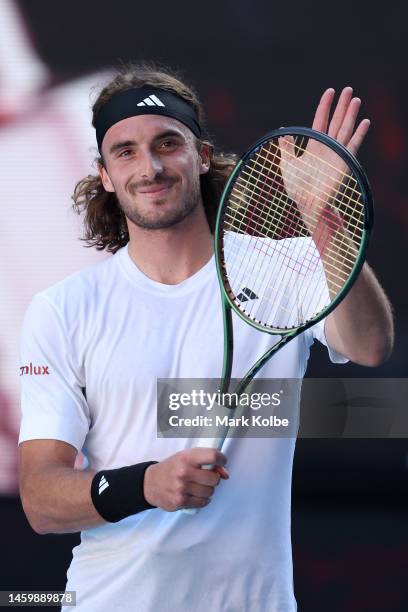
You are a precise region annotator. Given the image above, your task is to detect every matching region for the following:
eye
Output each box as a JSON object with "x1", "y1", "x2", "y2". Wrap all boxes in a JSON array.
[
  {"x1": 160, "y1": 139, "x2": 178, "y2": 150},
  {"x1": 119, "y1": 149, "x2": 132, "y2": 158}
]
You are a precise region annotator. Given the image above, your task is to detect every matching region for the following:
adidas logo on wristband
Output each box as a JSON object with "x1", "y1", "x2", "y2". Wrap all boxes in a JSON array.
[
  {"x1": 91, "y1": 462, "x2": 157, "y2": 522},
  {"x1": 98, "y1": 475, "x2": 109, "y2": 495}
]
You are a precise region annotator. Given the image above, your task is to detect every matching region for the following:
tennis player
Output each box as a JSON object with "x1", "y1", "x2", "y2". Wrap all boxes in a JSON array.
[{"x1": 18, "y1": 63, "x2": 393, "y2": 611}]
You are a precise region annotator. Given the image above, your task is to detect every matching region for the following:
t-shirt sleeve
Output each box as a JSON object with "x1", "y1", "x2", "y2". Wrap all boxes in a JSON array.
[
  {"x1": 18, "y1": 294, "x2": 90, "y2": 452},
  {"x1": 298, "y1": 238, "x2": 349, "y2": 364},
  {"x1": 309, "y1": 317, "x2": 349, "y2": 364}
]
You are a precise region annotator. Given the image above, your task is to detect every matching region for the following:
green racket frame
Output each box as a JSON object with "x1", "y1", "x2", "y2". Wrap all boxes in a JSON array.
[{"x1": 214, "y1": 126, "x2": 373, "y2": 397}]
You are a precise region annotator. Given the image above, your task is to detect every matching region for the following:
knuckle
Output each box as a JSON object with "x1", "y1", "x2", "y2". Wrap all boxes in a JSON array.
[
  {"x1": 177, "y1": 466, "x2": 189, "y2": 480},
  {"x1": 174, "y1": 481, "x2": 186, "y2": 496},
  {"x1": 177, "y1": 450, "x2": 189, "y2": 464},
  {"x1": 207, "y1": 472, "x2": 218, "y2": 485},
  {"x1": 174, "y1": 494, "x2": 186, "y2": 508}
]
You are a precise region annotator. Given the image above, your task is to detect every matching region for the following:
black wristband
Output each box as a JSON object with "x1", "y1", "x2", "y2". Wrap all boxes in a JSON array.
[{"x1": 91, "y1": 461, "x2": 158, "y2": 523}]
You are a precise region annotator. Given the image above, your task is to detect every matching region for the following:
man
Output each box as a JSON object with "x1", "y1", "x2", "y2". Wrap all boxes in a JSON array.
[{"x1": 19, "y1": 63, "x2": 393, "y2": 611}]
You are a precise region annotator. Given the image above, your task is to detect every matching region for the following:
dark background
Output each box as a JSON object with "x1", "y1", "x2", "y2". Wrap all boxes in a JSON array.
[{"x1": 2, "y1": 1, "x2": 407, "y2": 610}]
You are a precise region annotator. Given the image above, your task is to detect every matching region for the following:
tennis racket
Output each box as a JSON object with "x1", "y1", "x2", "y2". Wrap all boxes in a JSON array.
[{"x1": 182, "y1": 126, "x2": 373, "y2": 514}]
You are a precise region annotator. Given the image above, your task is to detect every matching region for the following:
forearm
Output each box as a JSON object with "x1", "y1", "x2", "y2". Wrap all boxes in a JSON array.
[
  {"x1": 21, "y1": 466, "x2": 103, "y2": 535},
  {"x1": 325, "y1": 262, "x2": 394, "y2": 366},
  {"x1": 20, "y1": 448, "x2": 229, "y2": 533}
]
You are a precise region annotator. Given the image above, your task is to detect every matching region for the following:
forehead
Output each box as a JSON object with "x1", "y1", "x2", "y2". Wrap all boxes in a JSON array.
[{"x1": 102, "y1": 114, "x2": 192, "y2": 152}]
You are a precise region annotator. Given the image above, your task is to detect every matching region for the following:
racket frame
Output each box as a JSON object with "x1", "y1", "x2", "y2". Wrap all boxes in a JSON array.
[{"x1": 215, "y1": 126, "x2": 373, "y2": 387}]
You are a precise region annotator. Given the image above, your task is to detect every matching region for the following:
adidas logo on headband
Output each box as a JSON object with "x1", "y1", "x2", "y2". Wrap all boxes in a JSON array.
[{"x1": 137, "y1": 94, "x2": 165, "y2": 107}]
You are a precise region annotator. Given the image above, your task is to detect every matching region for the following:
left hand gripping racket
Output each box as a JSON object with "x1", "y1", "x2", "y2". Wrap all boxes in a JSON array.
[{"x1": 182, "y1": 126, "x2": 373, "y2": 514}]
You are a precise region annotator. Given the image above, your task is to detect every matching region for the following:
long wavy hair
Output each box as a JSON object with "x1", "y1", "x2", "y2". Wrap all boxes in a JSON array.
[{"x1": 72, "y1": 61, "x2": 238, "y2": 253}]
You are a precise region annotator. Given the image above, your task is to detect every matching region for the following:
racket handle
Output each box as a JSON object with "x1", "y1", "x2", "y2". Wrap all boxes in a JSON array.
[{"x1": 181, "y1": 436, "x2": 225, "y2": 516}]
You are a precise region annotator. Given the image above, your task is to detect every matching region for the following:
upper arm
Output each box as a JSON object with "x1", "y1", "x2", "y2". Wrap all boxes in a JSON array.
[
  {"x1": 324, "y1": 314, "x2": 350, "y2": 359},
  {"x1": 19, "y1": 295, "x2": 90, "y2": 453}
]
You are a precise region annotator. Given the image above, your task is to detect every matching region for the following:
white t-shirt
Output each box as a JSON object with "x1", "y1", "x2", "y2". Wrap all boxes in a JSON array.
[{"x1": 19, "y1": 243, "x2": 346, "y2": 612}]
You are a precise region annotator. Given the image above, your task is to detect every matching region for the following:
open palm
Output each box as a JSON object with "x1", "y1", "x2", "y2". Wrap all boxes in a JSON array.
[{"x1": 279, "y1": 87, "x2": 370, "y2": 231}]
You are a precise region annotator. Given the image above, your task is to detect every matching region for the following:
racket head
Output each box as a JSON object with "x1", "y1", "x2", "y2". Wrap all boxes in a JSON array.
[{"x1": 215, "y1": 127, "x2": 373, "y2": 334}]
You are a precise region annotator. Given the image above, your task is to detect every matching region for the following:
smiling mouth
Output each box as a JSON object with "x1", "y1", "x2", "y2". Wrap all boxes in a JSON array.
[{"x1": 138, "y1": 184, "x2": 173, "y2": 195}]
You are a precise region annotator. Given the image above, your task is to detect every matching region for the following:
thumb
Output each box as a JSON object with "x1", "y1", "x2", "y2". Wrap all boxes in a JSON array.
[
  {"x1": 278, "y1": 135, "x2": 296, "y2": 162},
  {"x1": 214, "y1": 465, "x2": 230, "y2": 479}
]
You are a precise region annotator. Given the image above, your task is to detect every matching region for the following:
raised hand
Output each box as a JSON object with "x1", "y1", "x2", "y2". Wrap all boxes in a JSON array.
[{"x1": 278, "y1": 87, "x2": 370, "y2": 233}]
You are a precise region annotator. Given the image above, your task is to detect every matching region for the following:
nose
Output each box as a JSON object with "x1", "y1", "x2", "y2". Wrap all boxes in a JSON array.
[{"x1": 138, "y1": 147, "x2": 163, "y2": 180}]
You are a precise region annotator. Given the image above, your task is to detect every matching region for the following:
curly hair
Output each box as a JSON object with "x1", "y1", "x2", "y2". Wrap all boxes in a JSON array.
[{"x1": 72, "y1": 61, "x2": 238, "y2": 253}]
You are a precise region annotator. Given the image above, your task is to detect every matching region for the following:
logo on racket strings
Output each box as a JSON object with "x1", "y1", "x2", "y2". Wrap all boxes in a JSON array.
[{"x1": 236, "y1": 287, "x2": 258, "y2": 303}]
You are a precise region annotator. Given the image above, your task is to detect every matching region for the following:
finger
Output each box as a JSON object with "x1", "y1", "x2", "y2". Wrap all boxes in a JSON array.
[
  {"x1": 180, "y1": 496, "x2": 210, "y2": 510},
  {"x1": 212, "y1": 450, "x2": 228, "y2": 467},
  {"x1": 189, "y1": 466, "x2": 222, "y2": 487},
  {"x1": 336, "y1": 97, "x2": 362, "y2": 146},
  {"x1": 346, "y1": 118, "x2": 370, "y2": 156},
  {"x1": 311, "y1": 88, "x2": 335, "y2": 133},
  {"x1": 188, "y1": 448, "x2": 227, "y2": 468},
  {"x1": 214, "y1": 465, "x2": 230, "y2": 479},
  {"x1": 185, "y1": 483, "x2": 215, "y2": 499},
  {"x1": 279, "y1": 135, "x2": 296, "y2": 161},
  {"x1": 327, "y1": 86, "x2": 353, "y2": 138}
]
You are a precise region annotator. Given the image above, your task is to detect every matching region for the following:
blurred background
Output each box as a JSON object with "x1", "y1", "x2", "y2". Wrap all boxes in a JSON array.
[{"x1": 1, "y1": 0, "x2": 407, "y2": 609}]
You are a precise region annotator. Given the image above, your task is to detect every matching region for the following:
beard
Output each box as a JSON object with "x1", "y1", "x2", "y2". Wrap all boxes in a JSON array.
[{"x1": 116, "y1": 175, "x2": 202, "y2": 230}]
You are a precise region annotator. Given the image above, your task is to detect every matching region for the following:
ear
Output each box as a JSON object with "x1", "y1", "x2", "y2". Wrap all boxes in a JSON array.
[
  {"x1": 98, "y1": 163, "x2": 115, "y2": 193},
  {"x1": 198, "y1": 142, "x2": 212, "y2": 175}
]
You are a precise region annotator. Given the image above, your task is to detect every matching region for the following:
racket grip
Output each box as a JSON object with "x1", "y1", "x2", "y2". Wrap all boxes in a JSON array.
[{"x1": 181, "y1": 436, "x2": 225, "y2": 516}]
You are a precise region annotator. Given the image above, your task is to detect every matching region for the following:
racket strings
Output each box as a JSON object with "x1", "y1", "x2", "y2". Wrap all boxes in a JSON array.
[
  {"x1": 223, "y1": 240, "x2": 335, "y2": 327},
  {"x1": 223, "y1": 234, "x2": 344, "y2": 320},
  {"x1": 221, "y1": 136, "x2": 365, "y2": 328},
  {"x1": 260, "y1": 144, "x2": 363, "y2": 204},
  {"x1": 225, "y1": 237, "x2": 345, "y2": 328},
  {"x1": 257, "y1": 137, "x2": 363, "y2": 212},
  {"x1": 225, "y1": 211, "x2": 355, "y2": 321},
  {"x1": 276, "y1": 137, "x2": 361, "y2": 195},
  {"x1": 225, "y1": 164, "x2": 322, "y2": 327},
  {"x1": 229, "y1": 140, "x2": 364, "y2": 248},
  {"x1": 224, "y1": 236, "x2": 353, "y2": 284},
  {"x1": 224, "y1": 228, "x2": 352, "y2": 329},
  {"x1": 230, "y1": 161, "x2": 364, "y2": 242},
  {"x1": 228, "y1": 162, "x2": 362, "y2": 274},
  {"x1": 225, "y1": 195, "x2": 362, "y2": 257},
  {"x1": 237, "y1": 162, "x2": 364, "y2": 231},
  {"x1": 225, "y1": 208, "x2": 359, "y2": 289},
  {"x1": 226, "y1": 138, "x2": 275, "y2": 300},
  {"x1": 233, "y1": 148, "x2": 364, "y2": 232},
  {"x1": 226, "y1": 141, "x2": 304, "y2": 324},
  {"x1": 254, "y1": 140, "x2": 357, "y2": 202}
]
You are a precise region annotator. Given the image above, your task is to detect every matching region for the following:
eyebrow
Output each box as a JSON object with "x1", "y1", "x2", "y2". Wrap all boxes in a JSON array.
[{"x1": 108, "y1": 129, "x2": 186, "y2": 155}]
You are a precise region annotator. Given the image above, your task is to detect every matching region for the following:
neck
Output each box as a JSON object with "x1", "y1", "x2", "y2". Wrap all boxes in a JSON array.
[{"x1": 127, "y1": 203, "x2": 214, "y2": 284}]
